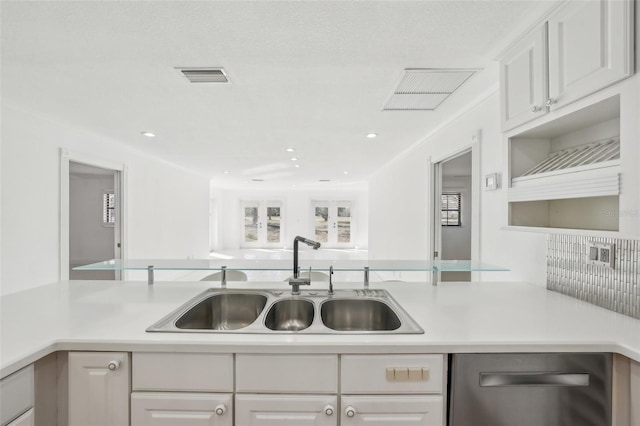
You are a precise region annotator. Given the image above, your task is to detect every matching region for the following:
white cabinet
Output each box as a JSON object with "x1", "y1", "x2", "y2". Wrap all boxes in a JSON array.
[
  {"x1": 131, "y1": 392, "x2": 232, "y2": 426},
  {"x1": 341, "y1": 395, "x2": 443, "y2": 426},
  {"x1": 68, "y1": 352, "x2": 130, "y2": 426},
  {"x1": 235, "y1": 355, "x2": 339, "y2": 425},
  {"x1": 0, "y1": 365, "x2": 34, "y2": 426},
  {"x1": 341, "y1": 355, "x2": 446, "y2": 426},
  {"x1": 499, "y1": 23, "x2": 548, "y2": 130},
  {"x1": 547, "y1": 0, "x2": 634, "y2": 110},
  {"x1": 6, "y1": 408, "x2": 34, "y2": 426},
  {"x1": 499, "y1": 0, "x2": 634, "y2": 131},
  {"x1": 631, "y1": 359, "x2": 640, "y2": 426},
  {"x1": 235, "y1": 394, "x2": 337, "y2": 426}
]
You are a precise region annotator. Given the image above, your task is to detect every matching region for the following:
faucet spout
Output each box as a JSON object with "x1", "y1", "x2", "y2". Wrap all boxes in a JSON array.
[{"x1": 292, "y1": 236, "x2": 321, "y2": 278}]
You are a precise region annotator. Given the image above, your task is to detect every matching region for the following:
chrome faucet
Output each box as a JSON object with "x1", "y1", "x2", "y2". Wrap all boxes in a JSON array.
[
  {"x1": 289, "y1": 236, "x2": 321, "y2": 295},
  {"x1": 328, "y1": 265, "x2": 334, "y2": 295}
]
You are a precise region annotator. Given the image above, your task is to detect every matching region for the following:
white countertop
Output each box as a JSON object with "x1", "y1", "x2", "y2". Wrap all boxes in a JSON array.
[{"x1": 2, "y1": 280, "x2": 640, "y2": 378}]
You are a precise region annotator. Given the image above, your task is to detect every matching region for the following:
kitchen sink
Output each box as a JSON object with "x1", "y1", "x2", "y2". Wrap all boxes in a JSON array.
[
  {"x1": 321, "y1": 299, "x2": 401, "y2": 331},
  {"x1": 174, "y1": 292, "x2": 267, "y2": 330},
  {"x1": 265, "y1": 298, "x2": 314, "y2": 331},
  {"x1": 147, "y1": 288, "x2": 423, "y2": 334}
]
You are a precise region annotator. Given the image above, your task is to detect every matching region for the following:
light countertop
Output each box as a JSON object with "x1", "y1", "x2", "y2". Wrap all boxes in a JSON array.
[{"x1": 2, "y1": 280, "x2": 640, "y2": 378}]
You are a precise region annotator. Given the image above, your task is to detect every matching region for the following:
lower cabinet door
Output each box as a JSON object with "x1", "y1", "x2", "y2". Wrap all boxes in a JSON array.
[
  {"x1": 341, "y1": 395, "x2": 443, "y2": 426},
  {"x1": 131, "y1": 392, "x2": 232, "y2": 426},
  {"x1": 235, "y1": 394, "x2": 338, "y2": 426},
  {"x1": 69, "y1": 352, "x2": 130, "y2": 426},
  {"x1": 7, "y1": 408, "x2": 34, "y2": 426}
]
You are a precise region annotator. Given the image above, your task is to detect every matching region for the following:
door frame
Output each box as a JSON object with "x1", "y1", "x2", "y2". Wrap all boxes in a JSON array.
[
  {"x1": 311, "y1": 200, "x2": 355, "y2": 249},
  {"x1": 60, "y1": 149, "x2": 127, "y2": 280},
  {"x1": 428, "y1": 133, "x2": 481, "y2": 282},
  {"x1": 239, "y1": 200, "x2": 284, "y2": 248}
]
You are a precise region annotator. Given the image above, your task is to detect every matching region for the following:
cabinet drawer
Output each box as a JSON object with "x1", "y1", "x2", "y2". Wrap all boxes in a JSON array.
[
  {"x1": 341, "y1": 355, "x2": 445, "y2": 394},
  {"x1": 133, "y1": 353, "x2": 233, "y2": 392},
  {"x1": 236, "y1": 354, "x2": 338, "y2": 393},
  {"x1": 0, "y1": 365, "x2": 34, "y2": 426},
  {"x1": 341, "y1": 395, "x2": 443, "y2": 426},
  {"x1": 131, "y1": 392, "x2": 232, "y2": 426},
  {"x1": 236, "y1": 394, "x2": 338, "y2": 426}
]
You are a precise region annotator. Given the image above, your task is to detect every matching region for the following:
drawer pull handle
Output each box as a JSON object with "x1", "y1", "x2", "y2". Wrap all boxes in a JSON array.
[
  {"x1": 545, "y1": 98, "x2": 558, "y2": 107},
  {"x1": 107, "y1": 360, "x2": 120, "y2": 371},
  {"x1": 215, "y1": 404, "x2": 226, "y2": 415},
  {"x1": 345, "y1": 406, "x2": 356, "y2": 417},
  {"x1": 531, "y1": 105, "x2": 543, "y2": 113},
  {"x1": 324, "y1": 404, "x2": 334, "y2": 416}
]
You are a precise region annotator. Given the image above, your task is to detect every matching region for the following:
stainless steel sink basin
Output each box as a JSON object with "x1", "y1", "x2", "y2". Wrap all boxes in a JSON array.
[
  {"x1": 265, "y1": 299, "x2": 314, "y2": 331},
  {"x1": 175, "y1": 292, "x2": 267, "y2": 330},
  {"x1": 147, "y1": 288, "x2": 423, "y2": 334},
  {"x1": 321, "y1": 299, "x2": 401, "y2": 331}
]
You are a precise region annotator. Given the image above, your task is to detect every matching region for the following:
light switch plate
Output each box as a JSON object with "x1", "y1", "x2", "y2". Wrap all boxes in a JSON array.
[{"x1": 586, "y1": 242, "x2": 615, "y2": 269}]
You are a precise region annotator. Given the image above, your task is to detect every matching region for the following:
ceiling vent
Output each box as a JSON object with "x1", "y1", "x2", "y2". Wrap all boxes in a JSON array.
[
  {"x1": 178, "y1": 68, "x2": 229, "y2": 83},
  {"x1": 383, "y1": 69, "x2": 476, "y2": 111}
]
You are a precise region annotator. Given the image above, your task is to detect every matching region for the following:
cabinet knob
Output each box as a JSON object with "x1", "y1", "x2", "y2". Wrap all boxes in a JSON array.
[
  {"x1": 345, "y1": 406, "x2": 356, "y2": 417},
  {"x1": 107, "y1": 360, "x2": 120, "y2": 371},
  {"x1": 215, "y1": 404, "x2": 226, "y2": 415},
  {"x1": 323, "y1": 404, "x2": 334, "y2": 416},
  {"x1": 530, "y1": 105, "x2": 543, "y2": 113},
  {"x1": 545, "y1": 98, "x2": 557, "y2": 107}
]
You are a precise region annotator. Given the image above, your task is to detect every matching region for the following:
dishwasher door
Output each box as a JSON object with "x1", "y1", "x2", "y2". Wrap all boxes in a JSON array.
[{"x1": 449, "y1": 353, "x2": 612, "y2": 426}]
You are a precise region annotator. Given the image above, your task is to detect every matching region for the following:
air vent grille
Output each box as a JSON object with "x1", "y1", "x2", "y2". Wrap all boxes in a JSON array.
[
  {"x1": 179, "y1": 68, "x2": 228, "y2": 83},
  {"x1": 384, "y1": 69, "x2": 476, "y2": 111}
]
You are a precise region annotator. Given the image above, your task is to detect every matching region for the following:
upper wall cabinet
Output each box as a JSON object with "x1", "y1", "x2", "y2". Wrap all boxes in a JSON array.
[
  {"x1": 499, "y1": 24, "x2": 548, "y2": 130},
  {"x1": 500, "y1": 0, "x2": 635, "y2": 131}
]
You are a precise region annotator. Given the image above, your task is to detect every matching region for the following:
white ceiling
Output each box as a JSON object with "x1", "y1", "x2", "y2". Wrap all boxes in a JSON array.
[{"x1": 1, "y1": 1, "x2": 554, "y2": 190}]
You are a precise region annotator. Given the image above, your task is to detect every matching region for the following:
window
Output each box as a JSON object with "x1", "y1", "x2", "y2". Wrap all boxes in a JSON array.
[
  {"x1": 103, "y1": 191, "x2": 116, "y2": 226},
  {"x1": 441, "y1": 193, "x2": 461, "y2": 226}
]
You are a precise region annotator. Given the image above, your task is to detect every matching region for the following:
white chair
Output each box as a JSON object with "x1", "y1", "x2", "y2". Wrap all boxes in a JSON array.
[{"x1": 201, "y1": 270, "x2": 248, "y2": 281}]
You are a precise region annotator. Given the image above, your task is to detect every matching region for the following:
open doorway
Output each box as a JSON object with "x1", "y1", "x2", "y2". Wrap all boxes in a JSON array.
[
  {"x1": 432, "y1": 150, "x2": 474, "y2": 282},
  {"x1": 440, "y1": 151, "x2": 472, "y2": 281},
  {"x1": 68, "y1": 161, "x2": 120, "y2": 280}
]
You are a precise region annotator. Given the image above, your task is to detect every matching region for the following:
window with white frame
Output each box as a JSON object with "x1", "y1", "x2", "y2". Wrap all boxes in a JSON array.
[
  {"x1": 103, "y1": 191, "x2": 116, "y2": 226},
  {"x1": 441, "y1": 193, "x2": 461, "y2": 226}
]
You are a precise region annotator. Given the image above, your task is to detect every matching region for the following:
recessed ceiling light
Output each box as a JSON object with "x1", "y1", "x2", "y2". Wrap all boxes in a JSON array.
[
  {"x1": 294, "y1": 164, "x2": 300, "y2": 168},
  {"x1": 343, "y1": 171, "x2": 349, "y2": 175},
  {"x1": 290, "y1": 157, "x2": 298, "y2": 161},
  {"x1": 141, "y1": 132, "x2": 156, "y2": 138},
  {"x1": 223, "y1": 170, "x2": 230, "y2": 174},
  {"x1": 366, "y1": 133, "x2": 377, "y2": 138},
  {"x1": 285, "y1": 148, "x2": 296, "y2": 152}
]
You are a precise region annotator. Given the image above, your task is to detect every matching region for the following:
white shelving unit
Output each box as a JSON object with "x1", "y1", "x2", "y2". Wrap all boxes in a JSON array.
[{"x1": 507, "y1": 95, "x2": 621, "y2": 232}]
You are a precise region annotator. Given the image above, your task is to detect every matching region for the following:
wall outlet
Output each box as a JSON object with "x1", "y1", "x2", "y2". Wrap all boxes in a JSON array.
[{"x1": 586, "y1": 242, "x2": 615, "y2": 268}]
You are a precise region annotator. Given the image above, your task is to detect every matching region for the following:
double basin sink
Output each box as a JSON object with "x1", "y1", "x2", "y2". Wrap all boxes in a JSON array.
[{"x1": 147, "y1": 288, "x2": 424, "y2": 334}]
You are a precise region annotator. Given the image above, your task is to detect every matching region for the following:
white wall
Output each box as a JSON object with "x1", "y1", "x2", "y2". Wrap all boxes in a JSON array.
[
  {"x1": 0, "y1": 104, "x2": 210, "y2": 294},
  {"x1": 69, "y1": 173, "x2": 115, "y2": 265},
  {"x1": 369, "y1": 91, "x2": 548, "y2": 284},
  {"x1": 214, "y1": 187, "x2": 369, "y2": 250}
]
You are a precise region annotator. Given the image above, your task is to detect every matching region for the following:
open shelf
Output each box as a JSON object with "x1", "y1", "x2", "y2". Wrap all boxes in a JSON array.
[{"x1": 508, "y1": 95, "x2": 621, "y2": 232}]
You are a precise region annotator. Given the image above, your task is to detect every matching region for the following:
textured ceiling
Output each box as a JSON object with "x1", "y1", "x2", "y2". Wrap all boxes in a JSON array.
[{"x1": 1, "y1": 1, "x2": 554, "y2": 189}]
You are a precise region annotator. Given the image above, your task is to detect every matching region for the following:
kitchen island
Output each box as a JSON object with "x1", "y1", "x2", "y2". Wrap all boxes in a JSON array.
[{"x1": 2, "y1": 279, "x2": 640, "y2": 378}]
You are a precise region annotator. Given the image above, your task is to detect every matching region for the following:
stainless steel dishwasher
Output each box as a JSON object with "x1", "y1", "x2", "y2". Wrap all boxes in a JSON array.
[{"x1": 449, "y1": 353, "x2": 612, "y2": 426}]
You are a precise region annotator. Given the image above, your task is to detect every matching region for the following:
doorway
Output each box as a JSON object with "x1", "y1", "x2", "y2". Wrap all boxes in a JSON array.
[
  {"x1": 241, "y1": 201, "x2": 283, "y2": 248},
  {"x1": 67, "y1": 162, "x2": 121, "y2": 280},
  {"x1": 311, "y1": 200, "x2": 353, "y2": 248},
  {"x1": 60, "y1": 149, "x2": 125, "y2": 281},
  {"x1": 433, "y1": 150, "x2": 473, "y2": 282}
]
